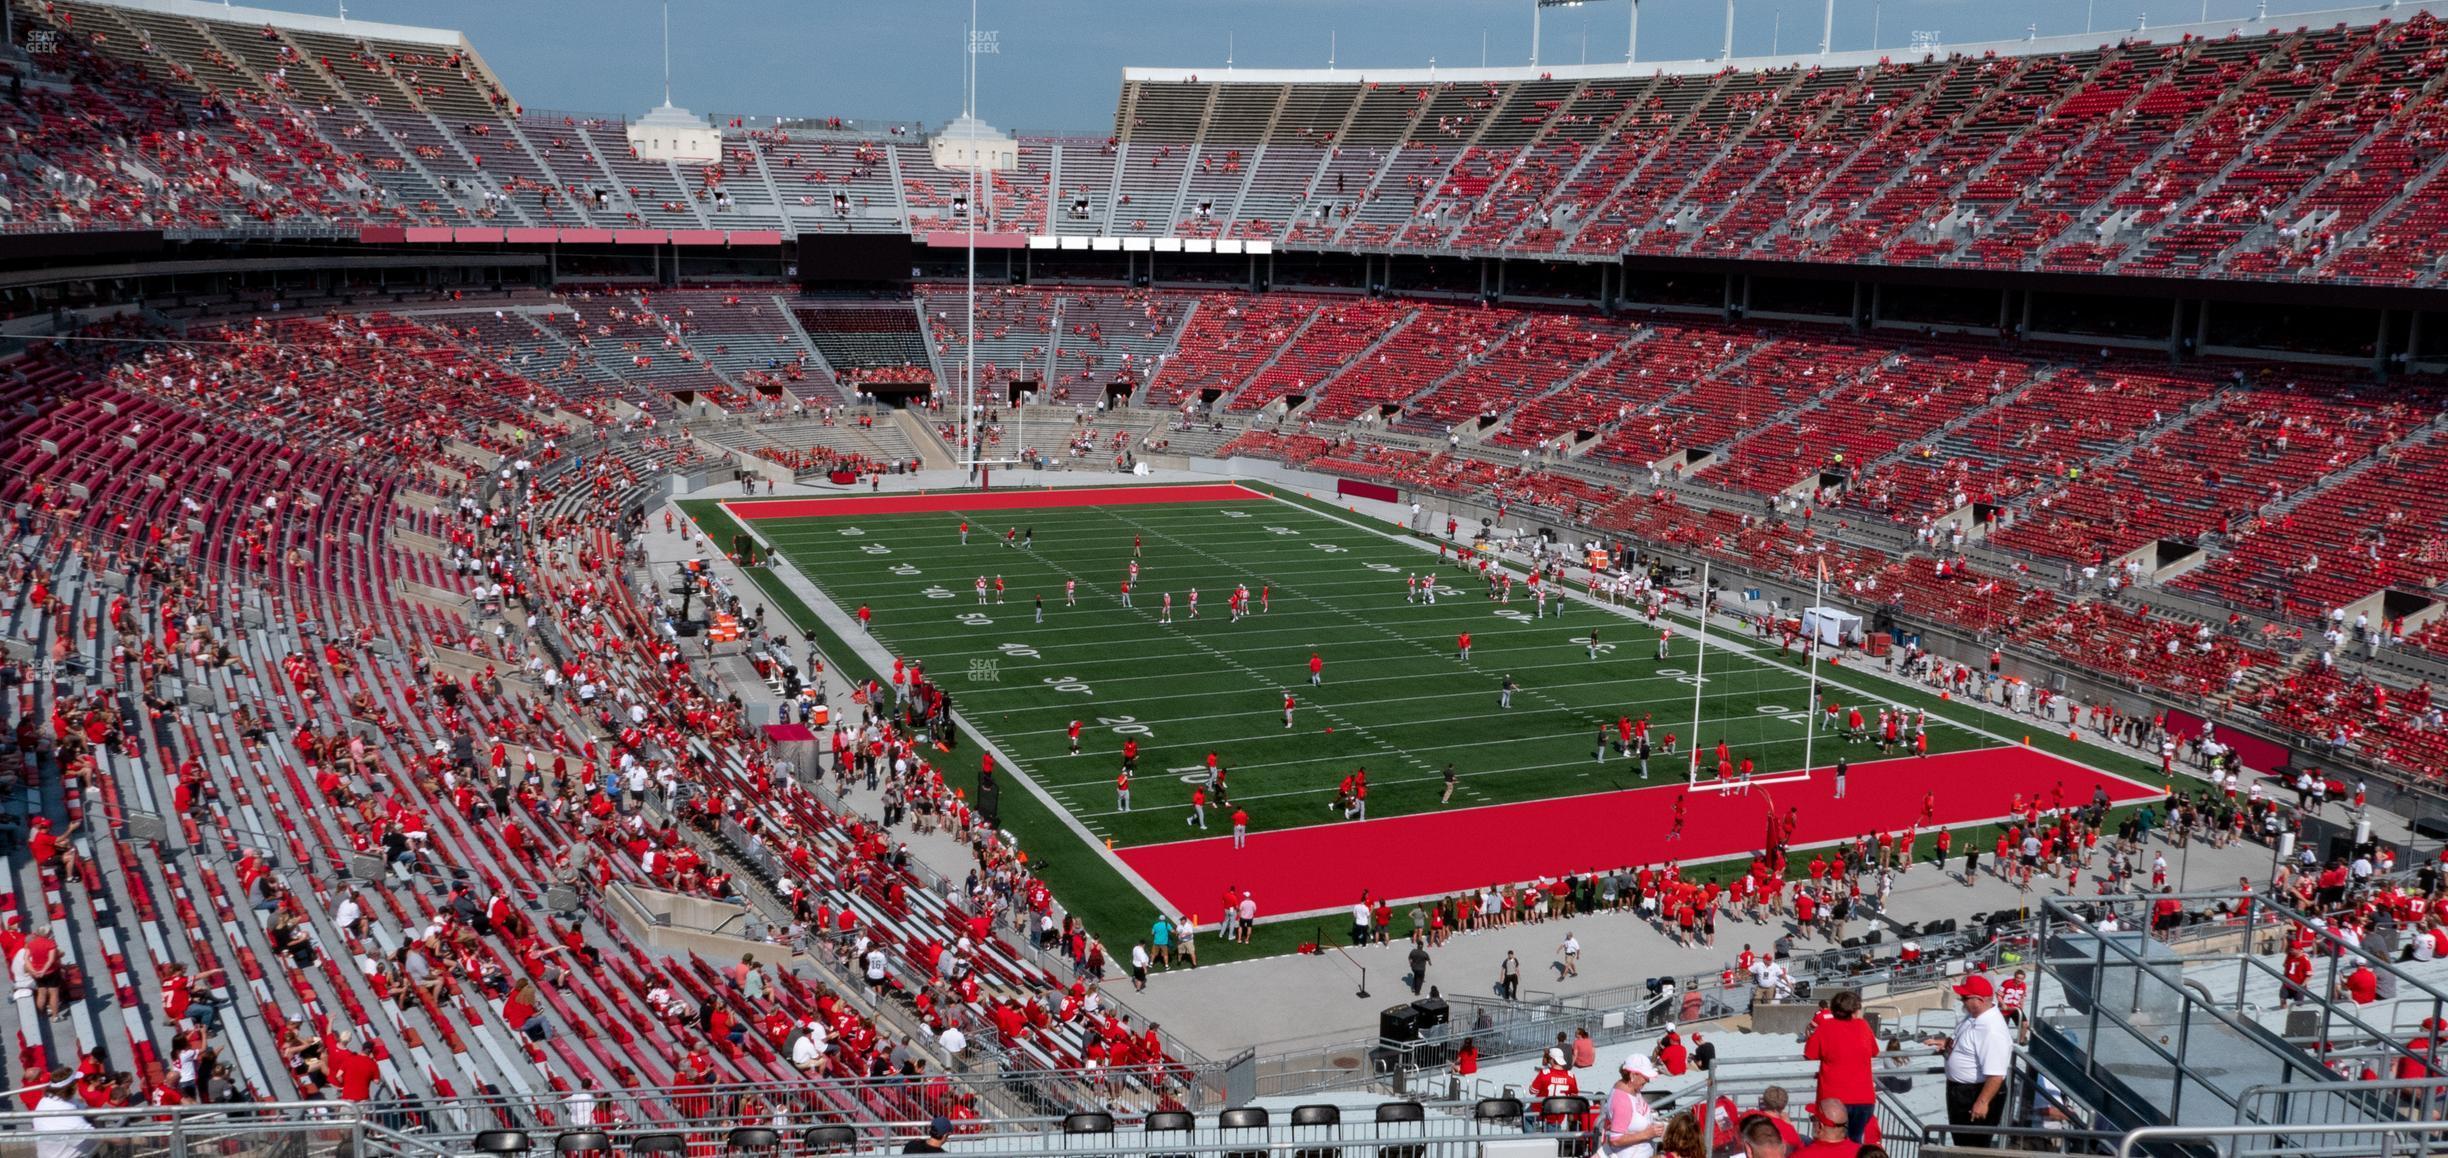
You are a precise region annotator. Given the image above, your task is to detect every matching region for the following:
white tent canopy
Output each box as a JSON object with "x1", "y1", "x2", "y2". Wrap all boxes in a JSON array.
[{"x1": 1800, "y1": 606, "x2": 1862, "y2": 648}]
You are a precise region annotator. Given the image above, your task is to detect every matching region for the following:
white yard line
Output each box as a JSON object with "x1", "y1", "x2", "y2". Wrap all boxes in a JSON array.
[{"x1": 1269, "y1": 490, "x2": 2161, "y2": 793}]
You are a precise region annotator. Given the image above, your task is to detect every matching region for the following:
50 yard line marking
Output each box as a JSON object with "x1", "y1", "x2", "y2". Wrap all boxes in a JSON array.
[
  {"x1": 1104, "y1": 506, "x2": 1623, "y2": 776},
  {"x1": 926, "y1": 506, "x2": 1425, "y2": 810}
]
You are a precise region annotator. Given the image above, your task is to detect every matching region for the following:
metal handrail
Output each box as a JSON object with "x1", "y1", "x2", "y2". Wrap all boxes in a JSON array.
[
  {"x1": 0, "y1": 1102, "x2": 460, "y2": 1157},
  {"x1": 2116, "y1": 1119, "x2": 2448, "y2": 1158}
]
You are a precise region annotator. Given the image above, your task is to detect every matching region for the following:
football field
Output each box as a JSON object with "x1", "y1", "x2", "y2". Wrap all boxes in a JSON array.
[{"x1": 729, "y1": 482, "x2": 2156, "y2": 927}]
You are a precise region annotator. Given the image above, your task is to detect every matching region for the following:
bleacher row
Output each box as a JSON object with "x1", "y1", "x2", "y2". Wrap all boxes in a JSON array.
[
  {"x1": 0, "y1": 281, "x2": 2443, "y2": 1152},
  {"x1": 10, "y1": 271, "x2": 2448, "y2": 774},
  {"x1": 8, "y1": 2, "x2": 2448, "y2": 286},
  {"x1": 0, "y1": 366, "x2": 1198, "y2": 1133}
]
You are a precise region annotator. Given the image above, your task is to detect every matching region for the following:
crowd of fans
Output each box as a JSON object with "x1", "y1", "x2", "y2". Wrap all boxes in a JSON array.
[
  {"x1": 0, "y1": 0, "x2": 2442, "y2": 306},
  {"x1": 0, "y1": 311, "x2": 1216, "y2": 1145}
]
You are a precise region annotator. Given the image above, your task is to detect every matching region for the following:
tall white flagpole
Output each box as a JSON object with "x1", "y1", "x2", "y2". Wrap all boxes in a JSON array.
[{"x1": 1688, "y1": 560, "x2": 1709, "y2": 786}]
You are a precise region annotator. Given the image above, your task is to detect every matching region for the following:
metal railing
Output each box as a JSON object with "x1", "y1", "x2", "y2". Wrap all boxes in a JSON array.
[
  {"x1": 0, "y1": 1102, "x2": 457, "y2": 1157},
  {"x1": 2024, "y1": 890, "x2": 2448, "y2": 1140},
  {"x1": 2117, "y1": 1120, "x2": 2448, "y2": 1158},
  {"x1": 4, "y1": 1088, "x2": 1594, "y2": 1157},
  {"x1": 294, "y1": 1099, "x2": 1575, "y2": 1158},
  {"x1": 346, "y1": 1067, "x2": 1218, "y2": 1139},
  {"x1": 2236, "y1": 1076, "x2": 2448, "y2": 1151}
]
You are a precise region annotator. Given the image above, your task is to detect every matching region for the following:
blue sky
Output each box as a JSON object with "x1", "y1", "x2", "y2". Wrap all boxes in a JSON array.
[{"x1": 244, "y1": 0, "x2": 2373, "y2": 132}]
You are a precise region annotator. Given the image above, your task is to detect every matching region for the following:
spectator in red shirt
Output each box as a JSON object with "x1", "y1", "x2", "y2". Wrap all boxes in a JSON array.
[
  {"x1": 1997, "y1": 969, "x2": 2028, "y2": 1026},
  {"x1": 1740, "y1": 1086, "x2": 1805, "y2": 1153},
  {"x1": 324, "y1": 1030, "x2": 382, "y2": 1101},
  {"x1": 2281, "y1": 945, "x2": 2315, "y2": 1006},
  {"x1": 18, "y1": 924, "x2": 65, "y2": 1022},
  {"x1": 2341, "y1": 962, "x2": 2380, "y2": 1005},
  {"x1": 1528, "y1": 1049, "x2": 1581, "y2": 1127},
  {"x1": 1796, "y1": 1099, "x2": 1863, "y2": 1157},
  {"x1": 27, "y1": 818, "x2": 82, "y2": 882},
  {"x1": 1658, "y1": 1028, "x2": 1689, "y2": 1076},
  {"x1": 2151, "y1": 889, "x2": 2186, "y2": 938},
  {"x1": 1803, "y1": 989, "x2": 1880, "y2": 1143},
  {"x1": 503, "y1": 979, "x2": 547, "y2": 1041}
]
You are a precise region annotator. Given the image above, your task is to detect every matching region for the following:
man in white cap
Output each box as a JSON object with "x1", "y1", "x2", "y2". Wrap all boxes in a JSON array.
[
  {"x1": 1596, "y1": 1052, "x2": 1666, "y2": 1157},
  {"x1": 1529, "y1": 1048, "x2": 1580, "y2": 1130},
  {"x1": 1925, "y1": 973, "x2": 2012, "y2": 1147}
]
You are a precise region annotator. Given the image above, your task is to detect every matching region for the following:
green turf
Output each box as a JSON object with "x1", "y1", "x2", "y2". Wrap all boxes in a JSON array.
[
  {"x1": 741, "y1": 494, "x2": 2019, "y2": 849},
  {"x1": 682, "y1": 487, "x2": 2172, "y2": 965}
]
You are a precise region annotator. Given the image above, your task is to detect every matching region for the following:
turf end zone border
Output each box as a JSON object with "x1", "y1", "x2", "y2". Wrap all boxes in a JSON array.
[{"x1": 1113, "y1": 743, "x2": 2163, "y2": 922}]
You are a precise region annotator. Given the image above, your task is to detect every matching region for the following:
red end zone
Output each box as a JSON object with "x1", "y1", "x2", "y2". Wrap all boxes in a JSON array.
[
  {"x1": 1115, "y1": 745, "x2": 2160, "y2": 921},
  {"x1": 730, "y1": 483, "x2": 1259, "y2": 521}
]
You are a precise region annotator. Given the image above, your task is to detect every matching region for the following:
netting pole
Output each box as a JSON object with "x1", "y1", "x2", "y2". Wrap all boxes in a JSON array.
[{"x1": 1688, "y1": 560, "x2": 1709, "y2": 787}]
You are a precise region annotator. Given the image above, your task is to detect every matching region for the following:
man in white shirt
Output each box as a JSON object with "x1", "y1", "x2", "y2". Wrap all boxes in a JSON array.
[
  {"x1": 1757, "y1": 960, "x2": 1791, "y2": 1002},
  {"x1": 1926, "y1": 974, "x2": 2014, "y2": 1148},
  {"x1": 791, "y1": 1020, "x2": 829, "y2": 1069},
  {"x1": 939, "y1": 1023, "x2": 968, "y2": 1055}
]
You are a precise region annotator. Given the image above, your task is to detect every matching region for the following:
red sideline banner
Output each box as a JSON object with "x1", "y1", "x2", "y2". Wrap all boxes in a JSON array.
[{"x1": 1337, "y1": 478, "x2": 1400, "y2": 504}]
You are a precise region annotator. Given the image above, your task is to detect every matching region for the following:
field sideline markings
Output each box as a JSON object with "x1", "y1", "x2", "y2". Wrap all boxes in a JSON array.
[
  {"x1": 946, "y1": 647, "x2": 1806, "y2": 698},
  {"x1": 865, "y1": 606, "x2": 1612, "y2": 647},
  {"x1": 787, "y1": 503, "x2": 1973, "y2": 808},
  {"x1": 759, "y1": 491, "x2": 2098, "y2": 849},
  {"x1": 1028, "y1": 700, "x2": 1885, "y2": 794},
  {"x1": 1266, "y1": 490, "x2": 2156, "y2": 795},
  {"x1": 988, "y1": 669, "x2": 1817, "y2": 735},
  {"x1": 1103, "y1": 506, "x2": 1646, "y2": 770}
]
